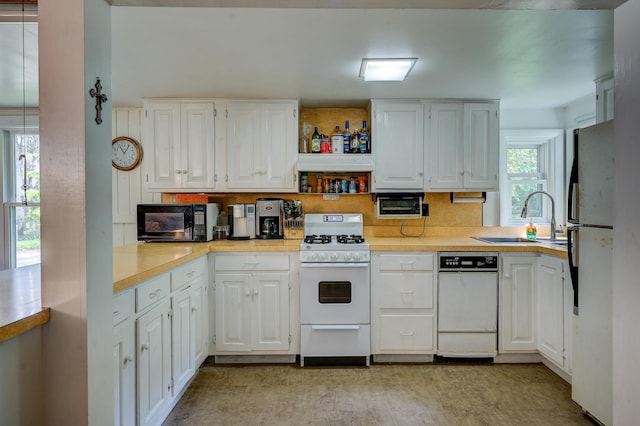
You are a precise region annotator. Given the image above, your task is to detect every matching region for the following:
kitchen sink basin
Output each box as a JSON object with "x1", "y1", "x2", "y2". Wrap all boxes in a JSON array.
[{"x1": 474, "y1": 236, "x2": 535, "y2": 243}]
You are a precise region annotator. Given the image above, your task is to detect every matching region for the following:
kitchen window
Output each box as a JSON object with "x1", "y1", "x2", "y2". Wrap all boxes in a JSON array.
[
  {"x1": 1, "y1": 130, "x2": 40, "y2": 269},
  {"x1": 500, "y1": 130, "x2": 564, "y2": 227}
]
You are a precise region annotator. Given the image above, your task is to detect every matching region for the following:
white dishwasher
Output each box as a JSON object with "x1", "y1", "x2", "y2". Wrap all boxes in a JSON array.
[{"x1": 437, "y1": 252, "x2": 498, "y2": 358}]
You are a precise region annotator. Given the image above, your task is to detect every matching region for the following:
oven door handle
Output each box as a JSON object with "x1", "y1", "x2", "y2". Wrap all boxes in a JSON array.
[
  {"x1": 310, "y1": 325, "x2": 361, "y2": 331},
  {"x1": 300, "y1": 263, "x2": 369, "y2": 269}
]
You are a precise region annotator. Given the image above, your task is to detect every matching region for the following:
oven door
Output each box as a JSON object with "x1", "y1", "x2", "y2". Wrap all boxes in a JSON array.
[{"x1": 300, "y1": 262, "x2": 370, "y2": 324}]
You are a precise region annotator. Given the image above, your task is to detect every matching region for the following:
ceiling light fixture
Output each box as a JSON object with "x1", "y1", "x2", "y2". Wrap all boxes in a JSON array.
[{"x1": 359, "y1": 58, "x2": 417, "y2": 82}]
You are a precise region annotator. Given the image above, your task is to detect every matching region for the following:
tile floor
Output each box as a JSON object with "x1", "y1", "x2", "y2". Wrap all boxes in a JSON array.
[{"x1": 163, "y1": 359, "x2": 594, "y2": 426}]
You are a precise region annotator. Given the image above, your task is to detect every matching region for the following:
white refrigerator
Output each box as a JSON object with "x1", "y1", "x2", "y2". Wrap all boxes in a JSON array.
[{"x1": 567, "y1": 120, "x2": 613, "y2": 425}]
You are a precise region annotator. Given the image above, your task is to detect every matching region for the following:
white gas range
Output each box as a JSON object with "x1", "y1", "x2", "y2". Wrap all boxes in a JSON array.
[{"x1": 299, "y1": 213, "x2": 371, "y2": 367}]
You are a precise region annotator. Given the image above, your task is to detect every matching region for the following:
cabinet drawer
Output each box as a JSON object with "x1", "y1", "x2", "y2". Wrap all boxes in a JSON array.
[
  {"x1": 378, "y1": 272, "x2": 434, "y2": 309},
  {"x1": 379, "y1": 315, "x2": 434, "y2": 352},
  {"x1": 136, "y1": 273, "x2": 171, "y2": 312},
  {"x1": 171, "y1": 256, "x2": 207, "y2": 291},
  {"x1": 378, "y1": 254, "x2": 434, "y2": 271},
  {"x1": 113, "y1": 290, "x2": 134, "y2": 326},
  {"x1": 214, "y1": 254, "x2": 290, "y2": 271}
]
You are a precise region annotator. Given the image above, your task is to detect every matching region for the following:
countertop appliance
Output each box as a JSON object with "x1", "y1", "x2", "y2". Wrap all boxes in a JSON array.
[
  {"x1": 375, "y1": 193, "x2": 423, "y2": 219},
  {"x1": 568, "y1": 120, "x2": 613, "y2": 425},
  {"x1": 227, "y1": 204, "x2": 256, "y2": 240},
  {"x1": 437, "y1": 252, "x2": 498, "y2": 358},
  {"x1": 137, "y1": 203, "x2": 220, "y2": 242},
  {"x1": 299, "y1": 213, "x2": 370, "y2": 366},
  {"x1": 255, "y1": 198, "x2": 284, "y2": 239}
]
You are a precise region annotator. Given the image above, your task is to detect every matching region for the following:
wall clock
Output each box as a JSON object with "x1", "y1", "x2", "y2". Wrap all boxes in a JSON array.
[{"x1": 112, "y1": 136, "x2": 142, "y2": 171}]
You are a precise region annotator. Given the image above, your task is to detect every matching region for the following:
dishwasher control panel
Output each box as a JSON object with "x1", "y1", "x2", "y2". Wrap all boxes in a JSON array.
[{"x1": 439, "y1": 252, "x2": 498, "y2": 271}]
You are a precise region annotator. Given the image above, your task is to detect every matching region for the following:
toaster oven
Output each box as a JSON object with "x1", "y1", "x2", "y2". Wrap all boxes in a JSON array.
[{"x1": 375, "y1": 193, "x2": 423, "y2": 219}]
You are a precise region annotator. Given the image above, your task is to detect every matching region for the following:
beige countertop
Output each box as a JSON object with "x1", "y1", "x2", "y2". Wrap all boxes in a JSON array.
[
  {"x1": 0, "y1": 264, "x2": 50, "y2": 344},
  {"x1": 2, "y1": 235, "x2": 566, "y2": 343}
]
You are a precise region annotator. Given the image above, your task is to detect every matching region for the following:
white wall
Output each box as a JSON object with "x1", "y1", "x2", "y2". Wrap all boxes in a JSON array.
[
  {"x1": 112, "y1": 108, "x2": 160, "y2": 246},
  {"x1": 613, "y1": 0, "x2": 640, "y2": 422}
]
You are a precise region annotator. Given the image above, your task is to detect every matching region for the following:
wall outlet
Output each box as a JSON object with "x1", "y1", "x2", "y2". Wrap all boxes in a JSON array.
[{"x1": 422, "y1": 204, "x2": 429, "y2": 217}]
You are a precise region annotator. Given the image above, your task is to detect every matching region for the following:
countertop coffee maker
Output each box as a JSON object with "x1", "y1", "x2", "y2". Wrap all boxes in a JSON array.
[
  {"x1": 256, "y1": 198, "x2": 284, "y2": 239},
  {"x1": 227, "y1": 204, "x2": 256, "y2": 240}
]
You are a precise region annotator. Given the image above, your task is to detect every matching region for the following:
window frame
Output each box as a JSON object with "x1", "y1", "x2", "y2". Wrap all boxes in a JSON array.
[
  {"x1": 499, "y1": 129, "x2": 565, "y2": 227},
  {"x1": 1, "y1": 127, "x2": 40, "y2": 269}
]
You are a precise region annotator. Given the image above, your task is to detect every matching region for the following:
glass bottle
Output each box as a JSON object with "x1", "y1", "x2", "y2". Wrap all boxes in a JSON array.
[
  {"x1": 359, "y1": 120, "x2": 368, "y2": 153},
  {"x1": 331, "y1": 125, "x2": 343, "y2": 154},
  {"x1": 311, "y1": 127, "x2": 321, "y2": 153},
  {"x1": 343, "y1": 121, "x2": 351, "y2": 154},
  {"x1": 350, "y1": 127, "x2": 360, "y2": 153}
]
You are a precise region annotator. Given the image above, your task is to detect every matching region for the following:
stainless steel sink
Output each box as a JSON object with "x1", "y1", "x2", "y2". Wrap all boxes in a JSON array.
[
  {"x1": 550, "y1": 241, "x2": 568, "y2": 247},
  {"x1": 474, "y1": 236, "x2": 535, "y2": 243}
]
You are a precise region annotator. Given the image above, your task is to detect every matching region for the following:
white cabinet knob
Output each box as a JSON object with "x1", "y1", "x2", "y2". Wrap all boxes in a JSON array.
[
  {"x1": 124, "y1": 355, "x2": 134, "y2": 365},
  {"x1": 140, "y1": 344, "x2": 149, "y2": 352}
]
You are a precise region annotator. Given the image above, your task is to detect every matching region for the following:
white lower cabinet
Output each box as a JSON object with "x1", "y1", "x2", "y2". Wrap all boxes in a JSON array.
[
  {"x1": 499, "y1": 254, "x2": 538, "y2": 352},
  {"x1": 537, "y1": 255, "x2": 565, "y2": 367},
  {"x1": 137, "y1": 298, "x2": 172, "y2": 426},
  {"x1": 113, "y1": 290, "x2": 135, "y2": 426},
  {"x1": 113, "y1": 255, "x2": 209, "y2": 426},
  {"x1": 213, "y1": 253, "x2": 294, "y2": 354},
  {"x1": 371, "y1": 252, "x2": 437, "y2": 355}
]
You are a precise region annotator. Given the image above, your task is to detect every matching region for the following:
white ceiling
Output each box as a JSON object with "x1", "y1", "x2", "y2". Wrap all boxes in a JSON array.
[
  {"x1": 111, "y1": 7, "x2": 613, "y2": 109},
  {"x1": 0, "y1": 3, "x2": 615, "y2": 110}
]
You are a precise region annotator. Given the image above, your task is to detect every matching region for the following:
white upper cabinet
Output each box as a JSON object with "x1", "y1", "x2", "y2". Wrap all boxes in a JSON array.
[
  {"x1": 426, "y1": 101, "x2": 499, "y2": 191},
  {"x1": 225, "y1": 100, "x2": 298, "y2": 192},
  {"x1": 143, "y1": 100, "x2": 216, "y2": 192},
  {"x1": 371, "y1": 100, "x2": 425, "y2": 191},
  {"x1": 426, "y1": 102, "x2": 464, "y2": 190}
]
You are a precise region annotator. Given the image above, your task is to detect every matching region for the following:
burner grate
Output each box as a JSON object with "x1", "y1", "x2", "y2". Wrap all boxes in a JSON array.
[
  {"x1": 303, "y1": 234, "x2": 332, "y2": 244},
  {"x1": 337, "y1": 234, "x2": 365, "y2": 244}
]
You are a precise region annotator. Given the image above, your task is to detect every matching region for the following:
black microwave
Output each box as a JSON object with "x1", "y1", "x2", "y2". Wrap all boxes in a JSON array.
[
  {"x1": 137, "y1": 203, "x2": 220, "y2": 242},
  {"x1": 375, "y1": 193, "x2": 423, "y2": 219}
]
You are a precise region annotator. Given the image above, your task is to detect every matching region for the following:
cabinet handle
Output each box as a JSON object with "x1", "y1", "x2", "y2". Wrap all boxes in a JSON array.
[
  {"x1": 400, "y1": 330, "x2": 415, "y2": 337},
  {"x1": 140, "y1": 344, "x2": 149, "y2": 352},
  {"x1": 400, "y1": 262, "x2": 414, "y2": 270},
  {"x1": 400, "y1": 290, "x2": 414, "y2": 295},
  {"x1": 175, "y1": 170, "x2": 182, "y2": 174},
  {"x1": 252, "y1": 289, "x2": 259, "y2": 296},
  {"x1": 123, "y1": 355, "x2": 133, "y2": 365},
  {"x1": 182, "y1": 170, "x2": 187, "y2": 174},
  {"x1": 191, "y1": 307, "x2": 197, "y2": 313},
  {"x1": 113, "y1": 309, "x2": 119, "y2": 316},
  {"x1": 187, "y1": 271, "x2": 195, "y2": 278},
  {"x1": 245, "y1": 290, "x2": 251, "y2": 297}
]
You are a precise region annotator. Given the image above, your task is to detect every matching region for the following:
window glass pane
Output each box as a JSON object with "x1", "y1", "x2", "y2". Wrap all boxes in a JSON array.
[
  {"x1": 14, "y1": 205, "x2": 40, "y2": 267},
  {"x1": 507, "y1": 147, "x2": 539, "y2": 174},
  {"x1": 511, "y1": 183, "x2": 544, "y2": 219},
  {"x1": 14, "y1": 134, "x2": 40, "y2": 203}
]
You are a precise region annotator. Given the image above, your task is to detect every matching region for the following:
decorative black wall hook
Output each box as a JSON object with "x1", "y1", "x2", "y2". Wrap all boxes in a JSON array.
[{"x1": 89, "y1": 77, "x2": 108, "y2": 125}]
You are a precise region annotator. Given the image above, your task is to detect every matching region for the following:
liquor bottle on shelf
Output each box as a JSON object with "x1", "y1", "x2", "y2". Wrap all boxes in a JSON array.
[
  {"x1": 343, "y1": 121, "x2": 351, "y2": 154},
  {"x1": 311, "y1": 127, "x2": 321, "y2": 153},
  {"x1": 359, "y1": 120, "x2": 368, "y2": 153},
  {"x1": 331, "y1": 126, "x2": 343, "y2": 154},
  {"x1": 350, "y1": 127, "x2": 360, "y2": 153}
]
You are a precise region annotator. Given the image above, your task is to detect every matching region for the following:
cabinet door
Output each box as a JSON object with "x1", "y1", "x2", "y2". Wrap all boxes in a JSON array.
[
  {"x1": 144, "y1": 102, "x2": 181, "y2": 190},
  {"x1": 463, "y1": 102, "x2": 499, "y2": 190},
  {"x1": 171, "y1": 287, "x2": 194, "y2": 396},
  {"x1": 192, "y1": 281, "x2": 209, "y2": 367},
  {"x1": 226, "y1": 102, "x2": 262, "y2": 189},
  {"x1": 215, "y1": 273, "x2": 253, "y2": 352},
  {"x1": 500, "y1": 255, "x2": 537, "y2": 352},
  {"x1": 252, "y1": 272, "x2": 290, "y2": 351},
  {"x1": 113, "y1": 319, "x2": 135, "y2": 426},
  {"x1": 180, "y1": 103, "x2": 216, "y2": 189},
  {"x1": 427, "y1": 102, "x2": 464, "y2": 190},
  {"x1": 260, "y1": 102, "x2": 297, "y2": 191},
  {"x1": 137, "y1": 299, "x2": 172, "y2": 426},
  {"x1": 538, "y1": 255, "x2": 565, "y2": 367},
  {"x1": 372, "y1": 101, "x2": 424, "y2": 190}
]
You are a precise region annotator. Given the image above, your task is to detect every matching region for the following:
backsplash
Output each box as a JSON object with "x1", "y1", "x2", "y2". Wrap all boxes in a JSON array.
[{"x1": 162, "y1": 191, "x2": 483, "y2": 229}]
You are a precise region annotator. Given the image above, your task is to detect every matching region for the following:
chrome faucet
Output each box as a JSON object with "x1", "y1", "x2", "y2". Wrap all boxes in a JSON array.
[{"x1": 520, "y1": 191, "x2": 559, "y2": 241}]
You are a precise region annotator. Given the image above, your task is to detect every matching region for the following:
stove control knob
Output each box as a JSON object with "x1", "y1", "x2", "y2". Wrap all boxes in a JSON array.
[
  {"x1": 343, "y1": 252, "x2": 352, "y2": 261},
  {"x1": 310, "y1": 253, "x2": 318, "y2": 261},
  {"x1": 330, "y1": 252, "x2": 339, "y2": 261},
  {"x1": 318, "y1": 252, "x2": 327, "y2": 261},
  {"x1": 353, "y1": 252, "x2": 361, "y2": 261}
]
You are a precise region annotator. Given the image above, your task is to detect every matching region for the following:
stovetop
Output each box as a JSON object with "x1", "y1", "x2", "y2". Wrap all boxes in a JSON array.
[{"x1": 300, "y1": 213, "x2": 369, "y2": 262}]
